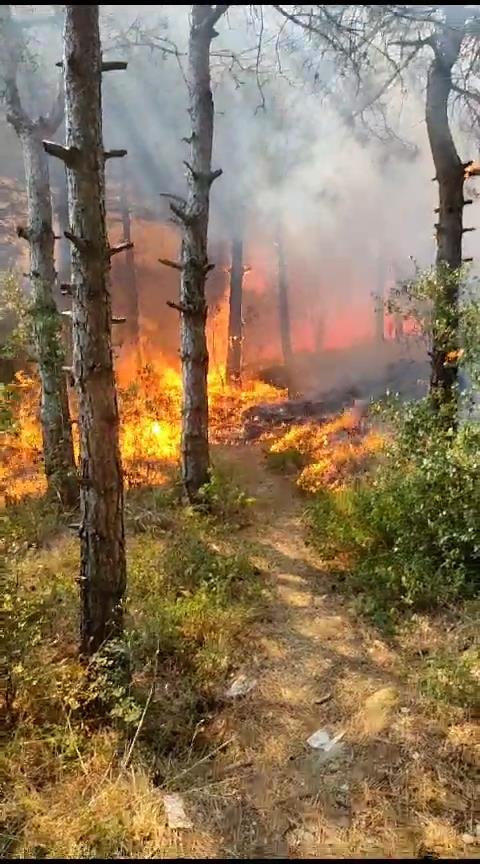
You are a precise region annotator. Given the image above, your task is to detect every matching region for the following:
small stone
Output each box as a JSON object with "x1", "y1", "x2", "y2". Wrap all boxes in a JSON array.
[
  {"x1": 307, "y1": 728, "x2": 331, "y2": 749},
  {"x1": 461, "y1": 833, "x2": 475, "y2": 845},
  {"x1": 163, "y1": 793, "x2": 192, "y2": 829},
  {"x1": 225, "y1": 674, "x2": 256, "y2": 698},
  {"x1": 307, "y1": 728, "x2": 345, "y2": 764}
]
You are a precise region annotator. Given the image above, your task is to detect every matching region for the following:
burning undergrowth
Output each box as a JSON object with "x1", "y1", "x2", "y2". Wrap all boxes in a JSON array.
[
  {"x1": 0, "y1": 363, "x2": 286, "y2": 502},
  {"x1": 263, "y1": 407, "x2": 385, "y2": 493}
]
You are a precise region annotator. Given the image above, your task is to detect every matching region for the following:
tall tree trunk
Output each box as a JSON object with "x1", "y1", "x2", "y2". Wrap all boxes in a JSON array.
[
  {"x1": 226, "y1": 233, "x2": 244, "y2": 384},
  {"x1": 276, "y1": 221, "x2": 293, "y2": 370},
  {"x1": 0, "y1": 5, "x2": 77, "y2": 506},
  {"x1": 20, "y1": 132, "x2": 77, "y2": 504},
  {"x1": 52, "y1": 4, "x2": 127, "y2": 656},
  {"x1": 119, "y1": 162, "x2": 141, "y2": 371},
  {"x1": 425, "y1": 13, "x2": 466, "y2": 406},
  {"x1": 171, "y1": 4, "x2": 228, "y2": 501}
]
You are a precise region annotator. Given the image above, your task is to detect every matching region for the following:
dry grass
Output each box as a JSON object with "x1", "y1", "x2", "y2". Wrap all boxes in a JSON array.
[
  {"x1": 264, "y1": 410, "x2": 385, "y2": 493},
  {"x1": 2, "y1": 443, "x2": 478, "y2": 859}
]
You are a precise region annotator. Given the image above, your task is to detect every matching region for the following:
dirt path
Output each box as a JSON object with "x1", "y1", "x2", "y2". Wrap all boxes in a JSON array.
[{"x1": 191, "y1": 446, "x2": 476, "y2": 859}]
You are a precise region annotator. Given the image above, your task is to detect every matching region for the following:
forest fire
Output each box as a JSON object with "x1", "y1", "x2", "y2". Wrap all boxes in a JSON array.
[
  {"x1": 264, "y1": 402, "x2": 385, "y2": 492},
  {"x1": 0, "y1": 360, "x2": 286, "y2": 502},
  {"x1": 3, "y1": 7, "x2": 479, "y2": 860}
]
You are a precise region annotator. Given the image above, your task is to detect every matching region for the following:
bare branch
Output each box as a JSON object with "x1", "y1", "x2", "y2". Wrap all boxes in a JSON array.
[
  {"x1": 64, "y1": 231, "x2": 90, "y2": 252},
  {"x1": 104, "y1": 149, "x2": 128, "y2": 159},
  {"x1": 101, "y1": 60, "x2": 128, "y2": 71},
  {"x1": 159, "y1": 192, "x2": 187, "y2": 205},
  {"x1": 108, "y1": 241, "x2": 134, "y2": 257},
  {"x1": 170, "y1": 202, "x2": 194, "y2": 225},
  {"x1": 159, "y1": 258, "x2": 183, "y2": 270},
  {"x1": 16, "y1": 225, "x2": 31, "y2": 242},
  {"x1": 167, "y1": 300, "x2": 190, "y2": 313},
  {"x1": 207, "y1": 5, "x2": 230, "y2": 28},
  {"x1": 43, "y1": 141, "x2": 80, "y2": 166}
]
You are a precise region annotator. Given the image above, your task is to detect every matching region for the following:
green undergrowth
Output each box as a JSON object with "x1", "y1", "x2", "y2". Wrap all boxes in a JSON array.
[
  {"x1": 1, "y1": 463, "x2": 263, "y2": 858},
  {"x1": 306, "y1": 398, "x2": 480, "y2": 630}
]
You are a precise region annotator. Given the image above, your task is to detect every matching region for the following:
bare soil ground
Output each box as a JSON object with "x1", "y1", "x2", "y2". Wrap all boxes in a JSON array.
[{"x1": 173, "y1": 445, "x2": 478, "y2": 859}]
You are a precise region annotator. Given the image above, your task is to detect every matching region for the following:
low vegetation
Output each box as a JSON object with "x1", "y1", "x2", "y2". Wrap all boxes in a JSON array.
[
  {"x1": 1, "y1": 468, "x2": 263, "y2": 858},
  {"x1": 306, "y1": 399, "x2": 480, "y2": 627}
]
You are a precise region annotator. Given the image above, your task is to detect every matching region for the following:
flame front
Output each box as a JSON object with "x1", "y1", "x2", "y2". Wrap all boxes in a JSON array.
[{"x1": 1, "y1": 361, "x2": 285, "y2": 501}]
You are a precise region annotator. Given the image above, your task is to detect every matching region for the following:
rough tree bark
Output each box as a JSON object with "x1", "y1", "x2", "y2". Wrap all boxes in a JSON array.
[
  {"x1": 45, "y1": 5, "x2": 128, "y2": 655},
  {"x1": 167, "y1": 4, "x2": 228, "y2": 501},
  {"x1": 119, "y1": 162, "x2": 141, "y2": 371},
  {"x1": 226, "y1": 232, "x2": 244, "y2": 384},
  {"x1": 276, "y1": 221, "x2": 293, "y2": 371},
  {"x1": 0, "y1": 4, "x2": 77, "y2": 506},
  {"x1": 425, "y1": 8, "x2": 467, "y2": 405},
  {"x1": 53, "y1": 178, "x2": 71, "y2": 298}
]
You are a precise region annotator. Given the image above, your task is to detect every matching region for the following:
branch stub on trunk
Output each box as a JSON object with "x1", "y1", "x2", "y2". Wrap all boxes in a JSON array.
[
  {"x1": 159, "y1": 258, "x2": 183, "y2": 270},
  {"x1": 104, "y1": 149, "x2": 127, "y2": 160},
  {"x1": 43, "y1": 140, "x2": 80, "y2": 167},
  {"x1": 109, "y1": 241, "x2": 134, "y2": 258},
  {"x1": 64, "y1": 230, "x2": 91, "y2": 252}
]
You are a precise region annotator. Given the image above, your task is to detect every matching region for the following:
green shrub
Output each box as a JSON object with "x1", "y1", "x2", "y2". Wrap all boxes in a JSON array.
[
  {"x1": 0, "y1": 382, "x2": 18, "y2": 432},
  {"x1": 420, "y1": 648, "x2": 480, "y2": 709},
  {"x1": 308, "y1": 399, "x2": 480, "y2": 627},
  {"x1": 196, "y1": 463, "x2": 256, "y2": 523},
  {"x1": 265, "y1": 445, "x2": 306, "y2": 473}
]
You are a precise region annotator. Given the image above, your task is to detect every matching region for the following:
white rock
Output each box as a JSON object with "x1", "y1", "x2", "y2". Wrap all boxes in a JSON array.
[
  {"x1": 307, "y1": 728, "x2": 345, "y2": 749},
  {"x1": 225, "y1": 675, "x2": 256, "y2": 698},
  {"x1": 461, "y1": 833, "x2": 475, "y2": 845},
  {"x1": 325, "y1": 731, "x2": 345, "y2": 752},
  {"x1": 307, "y1": 728, "x2": 331, "y2": 749},
  {"x1": 163, "y1": 793, "x2": 192, "y2": 829}
]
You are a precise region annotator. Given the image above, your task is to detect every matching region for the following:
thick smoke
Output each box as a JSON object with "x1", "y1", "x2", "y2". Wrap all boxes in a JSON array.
[{"x1": 4, "y1": 4, "x2": 480, "y2": 390}]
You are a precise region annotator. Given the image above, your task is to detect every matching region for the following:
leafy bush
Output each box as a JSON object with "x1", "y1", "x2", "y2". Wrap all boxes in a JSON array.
[
  {"x1": 196, "y1": 463, "x2": 256, "y2": 523},
  {"x1": 0, "y1": 270, "x2": 33, "y2": 361},
  {"x1": 308, "y1": 398, "x2": 480, "y2": 626},
  {"x1": 420, "y1": 647, "x2": 480, "y2": 709}
]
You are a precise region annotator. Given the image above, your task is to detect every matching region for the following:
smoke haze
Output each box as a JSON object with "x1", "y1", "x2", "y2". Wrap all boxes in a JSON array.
[{"x1": 3, "y1": 4, "x2": 480, "y2": 390}]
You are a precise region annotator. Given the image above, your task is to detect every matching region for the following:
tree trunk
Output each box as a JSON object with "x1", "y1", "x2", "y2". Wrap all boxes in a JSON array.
[
  {"x1": 226, "y1": 233, "x2": 244, "y2": 384},
  {"x1": 119, "y1": 163, "x2": 141, "y2": 371},
  {"x1": 425, "y1": 13, "x2": 466, "y2": 406},
  {"x1": 0, "y1": 4, "x2": 77, "y2": 506},
  {"x1": 20, "y1": 131, "x2": 77, "y2": 505},
  {"x1": 276, "y1": 221, "x2": 293, "y2": 370},
  {"x1": 174, "y1": 4, "x2": 228, "y2": 501},
  {"x1": 61, "y1": 4, "x2": 126, "y2": 656}
]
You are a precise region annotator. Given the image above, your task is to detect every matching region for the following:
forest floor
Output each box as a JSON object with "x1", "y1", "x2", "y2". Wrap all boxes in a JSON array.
[
  {"x1": 2, "y1": 442, "x2": 478, "y2": 859},
  {"x1": 169, "y1": 444, "x2": 478, "y2": 859}
]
